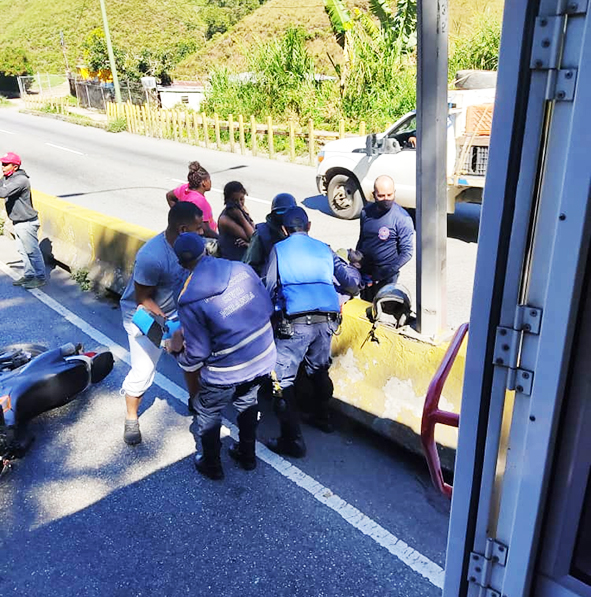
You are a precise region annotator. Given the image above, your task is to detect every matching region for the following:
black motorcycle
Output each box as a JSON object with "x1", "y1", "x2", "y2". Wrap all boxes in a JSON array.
[{"x1": 0, "y1": 343, "x2": 114, "y2": 476}]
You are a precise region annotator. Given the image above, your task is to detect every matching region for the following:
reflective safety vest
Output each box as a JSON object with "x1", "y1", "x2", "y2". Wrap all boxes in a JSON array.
[{"x1": 275, "y1": 233, "x2": 340, "y2": 316}]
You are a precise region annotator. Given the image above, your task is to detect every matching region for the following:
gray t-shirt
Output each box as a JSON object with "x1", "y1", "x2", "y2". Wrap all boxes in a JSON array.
[{"x1": 120, "y1": 232, "x2": 187, "y2": 324}]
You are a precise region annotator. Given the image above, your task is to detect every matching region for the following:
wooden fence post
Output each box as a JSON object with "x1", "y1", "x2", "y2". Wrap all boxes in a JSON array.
[
  {"x1": 193, "y1": 112, "x2": 200, "y2": 144},
  {"x1": 228, "y1": 114, "x2": 235, "y2": 152},
  {"x1": 359, "y1": 121, "x2": 366, "y2": 136},
  {"x1": 214, "y1": 113, "x2": 221, "y2": 148},
  {"x1": 308, "y1": 119, "x2": 315, "y2": 165},
  {"x1": 250, "y1": 116, "x2": 257, "y2": 156},
  {"x1": 289, "y1": 120, "x2": 296, "y2": 161},
  {"x1": 267, "y1": 116, "x2": 274, "y2": 159},
  {"x1": 202, "y1": 112, "x2": 209, "y2": 148},
  {"x1": 238, "y1": 115, "x2": 246, "y2": 155},
  {"x1": 159, "y1": 110, "x2": 166, "y2": 139},
  {"x1": 339, "y1": 119, "x2": 345, "y2": 139},
  {"x1": 173, "y1": 111, "x2": 179, "y2": 142}
]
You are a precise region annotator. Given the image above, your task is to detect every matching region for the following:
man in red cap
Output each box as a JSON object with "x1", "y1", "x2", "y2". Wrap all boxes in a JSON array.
[{"x1": 0, "y1": 152, "x2": 46, "y2": 288}]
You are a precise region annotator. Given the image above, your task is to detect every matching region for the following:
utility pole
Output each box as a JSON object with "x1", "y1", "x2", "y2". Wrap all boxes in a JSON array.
[
  {"x1": 98, "y1": 0, "x2": 122, "y2": 104},
  {"x1": 60, "y1": 31, "x2": 70, "y2": 74},
  {"x1": 416, "y1": 0, "x2": 448, "y2": 338}
]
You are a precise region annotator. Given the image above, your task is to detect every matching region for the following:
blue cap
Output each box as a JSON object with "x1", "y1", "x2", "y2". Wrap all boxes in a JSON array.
[
  {"x1": 282, "y1": 206, "x2": 309, "y2": 229},
  {"x1": 271, "y1": 193, "x2": 297, "y2": 215},
  {"x1": 174, "y1": 232, "x2": 206, "y2": 266}
]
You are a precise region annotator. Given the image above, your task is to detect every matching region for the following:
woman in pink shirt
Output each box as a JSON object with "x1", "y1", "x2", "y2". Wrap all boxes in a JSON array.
[{"x1": 166, "y1": 162, "x2": 218, "y2": 238}]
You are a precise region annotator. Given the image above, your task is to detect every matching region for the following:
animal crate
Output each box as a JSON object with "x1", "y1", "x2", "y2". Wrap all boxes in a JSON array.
[{"x1": 461, "y1": 145, "x2": 489, "y2": 176}]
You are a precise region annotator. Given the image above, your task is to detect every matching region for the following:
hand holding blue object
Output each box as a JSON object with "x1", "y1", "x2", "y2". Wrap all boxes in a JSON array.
[{"x1": 132, "y1": 307, "x2": 179, "y2": 347}]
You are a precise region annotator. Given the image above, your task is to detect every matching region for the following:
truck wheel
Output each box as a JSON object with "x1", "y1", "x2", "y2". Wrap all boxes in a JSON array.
[{"x1": 327, "y1": 174, "x2": 364, "y2": 220}]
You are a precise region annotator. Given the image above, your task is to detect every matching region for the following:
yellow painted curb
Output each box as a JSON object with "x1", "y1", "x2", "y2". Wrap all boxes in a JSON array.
[
  {"x1": 332, "y1": 299, "x2": 466, "y2": 461},
  {"x1": 33, "y1": 190, "x2": 157, "y2": 293}
]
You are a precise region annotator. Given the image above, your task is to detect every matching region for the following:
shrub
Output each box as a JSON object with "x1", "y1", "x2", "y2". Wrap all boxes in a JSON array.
[
  {"x1": 107, "y1": 117, "x2": 128, "y2": 133},
  {"x1": 72, "y1": 268, "x2": 91, "y2": 291}
]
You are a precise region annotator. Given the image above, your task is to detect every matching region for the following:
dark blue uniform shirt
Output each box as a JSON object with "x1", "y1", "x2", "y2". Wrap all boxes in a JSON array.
[{"x1": 356, "y1": 202, "x2": 414, "y2": 281}]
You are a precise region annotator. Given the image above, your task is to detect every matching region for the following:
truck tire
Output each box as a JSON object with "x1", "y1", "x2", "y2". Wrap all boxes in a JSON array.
[{"x1": 327, "y1": 174, "x2": 364, "y2": 220}]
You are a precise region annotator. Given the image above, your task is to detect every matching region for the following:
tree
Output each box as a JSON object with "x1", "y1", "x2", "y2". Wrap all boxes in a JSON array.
[{"x1": 82, "y1": 29, "x2": 126, "y2": 74}]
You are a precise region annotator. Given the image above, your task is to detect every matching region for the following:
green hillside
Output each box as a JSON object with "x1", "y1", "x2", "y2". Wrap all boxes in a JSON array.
[
  {"x1": 176, "y1": 0, "x2": 504, "y2": 78},
  {"x1": 0, "y1": 0, "x2": 504, "y2": 81},
  {"x1": 174, "y1": 0, "x2": 358, "y2": 78},
  {"x1": 0, "y1": 0, "x2": 206, "y2": 75}
]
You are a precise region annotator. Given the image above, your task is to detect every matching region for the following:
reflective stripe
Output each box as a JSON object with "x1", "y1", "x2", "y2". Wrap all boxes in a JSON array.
[
  {"x1": 208, "y1": 341, "x2": 275, "y2": 373},
  {"x1": 179, "y1": 361, "x2": 204, "y2": 373},
  {"x1": 211, "y1": 321, "x2": 272, "y2": 357}
]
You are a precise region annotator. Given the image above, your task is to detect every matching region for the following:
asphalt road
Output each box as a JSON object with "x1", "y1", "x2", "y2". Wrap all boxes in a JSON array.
[
  {"x1": 0, "y1": 236, "x2": 450, "y2": 596},
  {"x1": 0, "y1": 106, "x2": 479, "y2": 330}
]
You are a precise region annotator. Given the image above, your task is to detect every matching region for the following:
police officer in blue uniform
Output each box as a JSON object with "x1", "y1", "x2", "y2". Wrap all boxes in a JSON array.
[
  {"x1": 169, "y1": 233, "x2": 277, "y2": 480},
  {"x1": 265, "y1": 206, "x2": 354, "y2": 457},
  {"x1": 243, "y1": 192, "x2": 297, "y2": 278},
  {"x1": 357, "y1": 175, "x2": 414, "y2": 302}
]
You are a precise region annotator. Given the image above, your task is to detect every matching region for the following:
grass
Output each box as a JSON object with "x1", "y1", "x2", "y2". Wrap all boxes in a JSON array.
[
  {"x1": 0, "y1": 0, "x2": 207, "y2": 75},
  {"x1": 72, "y1": 268, "x2": 91, "y2": 291},
  {"x1": 106, "y1": 117, "x2": 128, "y2": 133},
  {"x1": 0, "y1": 216, "x2": 4, "y2": 235},
  {"x1": 0, "y1": 95, "x2": 10, "y2": 107}
]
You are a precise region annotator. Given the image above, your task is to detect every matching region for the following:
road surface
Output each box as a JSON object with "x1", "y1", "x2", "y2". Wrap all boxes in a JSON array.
[{"x1": 0, "y1": 235, "x2": 451, "y2": 596}]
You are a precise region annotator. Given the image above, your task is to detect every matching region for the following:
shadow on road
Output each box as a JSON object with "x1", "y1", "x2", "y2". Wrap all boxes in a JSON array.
[
  {"x1": 302, "y1": 194, "x2": 335, "y2": 216},
  {"x1": 57, "y1": 186, "x2": 168, "y2": 198}
]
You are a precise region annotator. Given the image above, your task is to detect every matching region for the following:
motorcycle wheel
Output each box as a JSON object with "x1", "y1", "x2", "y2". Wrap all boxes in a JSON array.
[
  {"x1": 0, "y1": 344, "x2": 47, "y2": 372},
  {"x1": 0, "y1": 343, "x2": 47, "y2": 357}
]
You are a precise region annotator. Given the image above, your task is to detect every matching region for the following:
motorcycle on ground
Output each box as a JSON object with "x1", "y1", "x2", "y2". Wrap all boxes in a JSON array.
[{"x1": 0, "y1": 343, "x2": 114, "y2": 476}]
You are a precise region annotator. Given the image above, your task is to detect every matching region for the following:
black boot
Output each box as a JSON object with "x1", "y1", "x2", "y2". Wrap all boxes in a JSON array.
[
  {"x1": 266, "y1": 386, "x2": 307, "y2": 457},
  {"x1": 266, "y1": 432, "x2": 307, "y2": 458},
  {"x1": 229, "y1": 405, "x2": 258, "y2": 470},
  {"x1": 194, "y1": 426, "x2": 224, "y2": 480},
  {"x1": 303, "y1": 370, "x2": 335, "y2": 433}
]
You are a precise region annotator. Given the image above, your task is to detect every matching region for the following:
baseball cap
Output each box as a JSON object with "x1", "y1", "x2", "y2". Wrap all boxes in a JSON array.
[
  {"x1": 174, "y1": 232, "x2": 206, "y2": 266},
  {"x1": 283, "y1": 206, "x2": 309, "y2": 229},
  {"x1": 1, "y1": 152, "x2": 21, "y2": 166},
  {"x1": 271, "y1": 193, "x2": 297, "y2": 215}
]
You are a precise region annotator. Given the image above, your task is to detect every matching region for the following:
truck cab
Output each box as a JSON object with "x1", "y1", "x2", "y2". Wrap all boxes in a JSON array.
[{"x1": 316, "y1": 87, "x2": 495, "y2": 219}]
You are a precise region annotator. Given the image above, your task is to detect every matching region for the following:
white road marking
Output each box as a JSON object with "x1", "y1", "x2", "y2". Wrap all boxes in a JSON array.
[
  {"x1": 45, "y1": 143, "x2": 84, "y2": 156},
  {"x1": 0, "y1": 260, "x2": 444, "y2": 589},
  {"x1": 0, "y1": 128, "x2": 16, "y2": 135},
  {"x1": 169, "y1": 178, "x2": 272, "y2": 205}
]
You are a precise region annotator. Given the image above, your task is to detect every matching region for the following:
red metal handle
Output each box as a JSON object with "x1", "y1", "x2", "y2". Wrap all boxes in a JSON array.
[{"x1": 420, "y1": 323, "x2": 468, "y2": 499}]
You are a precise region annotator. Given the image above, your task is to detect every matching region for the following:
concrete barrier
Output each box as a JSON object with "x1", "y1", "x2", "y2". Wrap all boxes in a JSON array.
[
  {"x1": 12, "y1": 190, "x2": 466, "y2": 464},
  {"x1": 33, "y1": 190, "x2": 156, "y2": 294},
  {"x1": 331, "y1": 299, "x2": 466, "y2": 466}
]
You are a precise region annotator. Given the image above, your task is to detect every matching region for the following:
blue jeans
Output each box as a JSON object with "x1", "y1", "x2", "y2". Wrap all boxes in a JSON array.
[
  {"x1": 13, "y1": 219, "x2": 45, "y2": 280},
  {"x1": 275, "y1": 321, "x2": 336, "y2": 390}
]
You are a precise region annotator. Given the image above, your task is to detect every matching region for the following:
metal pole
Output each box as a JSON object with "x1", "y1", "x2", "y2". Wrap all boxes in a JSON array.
[
  {"x1": 416, "y1": 0, "x2": 448, "y2": 338},
  {"x1": 98, "y1": 0, "x2": 122, "y2": 104}
]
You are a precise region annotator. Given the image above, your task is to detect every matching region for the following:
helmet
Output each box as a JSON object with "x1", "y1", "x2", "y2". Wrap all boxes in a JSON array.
[
  {"x1": 271, "y1": 193, "x2": 297, "y2": 215},
  {"x1": 371, "y1": 283, "x2": 412, "y2": 329}
]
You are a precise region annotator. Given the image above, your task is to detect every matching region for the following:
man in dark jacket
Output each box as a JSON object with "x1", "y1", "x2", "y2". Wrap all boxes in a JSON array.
[
  {"x1": 242, "y1": 192, "x2": 297, "y2": 277},
  {"x1": 0, "y1": 153, "x2": 46, "y2": 289},
  {"x1": 169, "y1": 232, "x2": 276, "y2": 480},
  {"x1": 356, "y1": 175, "x2": 414, "y2": 302}
]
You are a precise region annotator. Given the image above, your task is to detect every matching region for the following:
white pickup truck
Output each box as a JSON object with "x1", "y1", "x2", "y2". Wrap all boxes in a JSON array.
[{"x1": 316, "y1": 86, "x2": 496, "y2": 219}]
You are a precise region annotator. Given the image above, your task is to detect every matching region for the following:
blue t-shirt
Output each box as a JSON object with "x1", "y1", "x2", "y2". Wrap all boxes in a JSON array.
[{"x1": 120, "y1": 232, "x2": 188, "y2": 324}]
